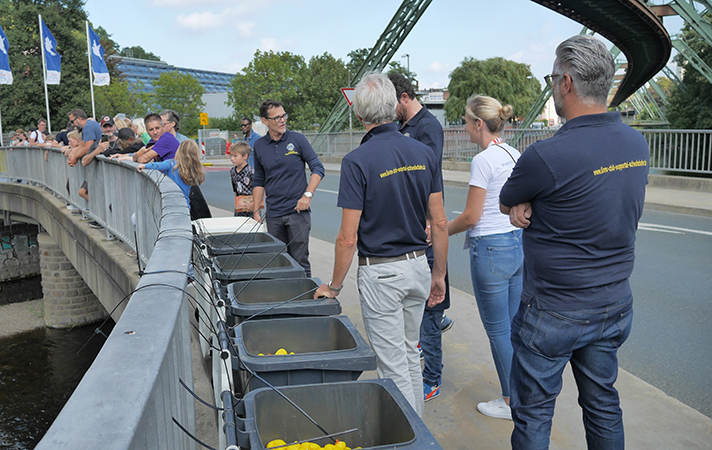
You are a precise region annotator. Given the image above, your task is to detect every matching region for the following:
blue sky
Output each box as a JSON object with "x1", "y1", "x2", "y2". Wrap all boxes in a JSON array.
[{"x1": 84, "y1": 0, "x2": 685, "y2": 90}]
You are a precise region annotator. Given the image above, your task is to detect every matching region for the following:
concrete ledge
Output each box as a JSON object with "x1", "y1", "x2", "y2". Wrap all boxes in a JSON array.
[
  {"x1": 0, "y1": 183, "x2": 140, "y2": 321},
  {"x1": 648, "y1": 174, "x2": 712, "y2": 192}
]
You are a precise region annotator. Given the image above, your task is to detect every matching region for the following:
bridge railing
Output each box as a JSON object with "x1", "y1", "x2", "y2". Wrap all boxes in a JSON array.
[
  {"x1": 641, "y1": 129, "x2": 712, "y2": 174},
  {"x1": 302, "y1": 128, "x2": 712, "y2": 175},
  {"x1": 0, "y1": 145, "x2": 196, "y2": 449}
]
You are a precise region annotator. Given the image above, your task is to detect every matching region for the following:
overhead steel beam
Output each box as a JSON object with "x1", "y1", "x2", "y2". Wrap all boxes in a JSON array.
[
  {"x1": 662, "y1": 65, "x2": 687, "y2": 91},
  {"x1": 672, "y1": 37, "x2": 712, "y2": 83},
  {"x1": 670, "y1": 0, "x2": 712, "y2": 44},
  {"x1": 531, "y1": 0, "x2": 671, "y2": 107},
  {"x1": 316, "y1": 0, "x2": 432, "y2": 138}
]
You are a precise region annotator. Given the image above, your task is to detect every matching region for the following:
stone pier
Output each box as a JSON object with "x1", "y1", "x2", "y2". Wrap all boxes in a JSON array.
[{"x1": 38, "y1": 233, "x2": 107, "y2": 328}]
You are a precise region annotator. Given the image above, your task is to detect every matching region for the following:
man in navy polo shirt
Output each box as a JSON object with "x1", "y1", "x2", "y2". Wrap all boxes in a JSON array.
[
  {"x1": 500, "y1": 35, "x2": 649, "y2": 449},
  {"x1": 252, "y1": 99, "x2": 324, "y2": 277},
  {"x1": 389, "y1": 73, "x2": 453, "y2": 403},
  {"x1": 315, "y1": 73, "x2": 448, "y2": 417}
]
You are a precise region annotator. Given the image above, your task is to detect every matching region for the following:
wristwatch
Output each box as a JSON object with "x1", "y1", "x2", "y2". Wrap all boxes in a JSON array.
[
  {"x1": 303, "y1": 191, "x2": 313, "y2": 198},
  {"x1": 328, "y1": 280, "x2": 342, "y2": 294}
]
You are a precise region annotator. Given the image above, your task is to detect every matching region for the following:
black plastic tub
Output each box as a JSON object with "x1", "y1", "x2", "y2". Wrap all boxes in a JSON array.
[
  {"x1": 225, "y1": 277, "x2": 341, "y2": 325},
  {"x1": 231, "y1": 379, "x2": 442, "y2": 450},
  {"x1": 211, "y1": 252, "x2": 305, "y2": 283},
  {"x1": 232, "y1": 316, "x2": 376, "y2": 393},
  {"x1": 199, "y1": 232, "x2": 284, "y2": 257}
]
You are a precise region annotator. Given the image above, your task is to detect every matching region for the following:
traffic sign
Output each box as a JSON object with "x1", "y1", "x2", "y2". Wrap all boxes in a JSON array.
[
  {"x1": 199, "y1": 112, "x2": 208, "y2": 126},
  {"x1": 341, "y1": 88, "x2": 354, "y2": 106}
]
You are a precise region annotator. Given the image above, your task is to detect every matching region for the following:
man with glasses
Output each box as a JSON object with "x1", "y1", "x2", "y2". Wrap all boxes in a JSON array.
[
  {"x1": 67, "y1": 109, "x2": 101, "y2": 167},
  {"x1": 252, "y1": 99, "x2": 324, "y2": 277},
  {"x1": 500, "y1": 35, "x2": 649, "y2": 449}
]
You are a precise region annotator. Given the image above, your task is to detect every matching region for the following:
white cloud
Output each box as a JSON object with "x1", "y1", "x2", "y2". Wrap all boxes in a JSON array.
[
  {"x1": 260, "y1": 37, "x2": 278, "y2": 52},
  {"x1": 236, "y1": 22, "x2": 255, "y2": 38},
  {"x1": 176, "y1": 11, "x2": 228, "y2": 33},
  {"x1": 152, "y1": 0, "x2": 250, "y2": 7},
  {"x1": 427, "y1": 61, "x2": 453, "y2": 73}
]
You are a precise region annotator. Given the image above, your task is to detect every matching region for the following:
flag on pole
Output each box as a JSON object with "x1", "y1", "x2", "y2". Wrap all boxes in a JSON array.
[
  {"x1": 40, "y1": 18, "x2": 61, "y2": 85},
  {"x1": 87, "y1": 25, "x2": 109, "y2": 86},
  {"x1": 0, "y1": 24, "x2": 12, "y2": 85}
]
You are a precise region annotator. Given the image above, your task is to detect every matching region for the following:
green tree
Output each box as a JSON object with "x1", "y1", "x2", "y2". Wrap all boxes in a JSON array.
[
  {"x1": 0, "y1": 0, "x2": 93, "y2": 131},
  {"x1": 227, "y1": 50, "x2": 306, "y2": 125},
  {"x1": 346, "y1": 48, "x2": 371, "y2": 78},
  {"x1": 386, "y1": 60, "x2": 417, "y2": 87},
  {"x1": 119, "y1": 45, "x2": 161, "y2": 61},
  {"x1": 152, "y1": 71, "x2": 205, "y2": 129},
  {"x1": 666, "y1": 19, "x2": 712, "y2": 129},
  {"x1": 94, "y1": 79, "x2": 150, "y2": 120},
  {"x1": 291, "y1": 52, "x2": 348, "y2": 130},
  {"x1": 444, "y1": 57, "x2": 541, "y2": 123}
]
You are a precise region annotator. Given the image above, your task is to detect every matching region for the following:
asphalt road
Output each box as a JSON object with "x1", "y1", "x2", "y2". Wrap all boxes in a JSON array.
[{"x1": 201, "y1": 168, "x2": 712, "y2": 419}]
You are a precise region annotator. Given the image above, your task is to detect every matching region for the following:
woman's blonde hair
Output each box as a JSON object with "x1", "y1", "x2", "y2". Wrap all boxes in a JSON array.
[
  {"x1": 465, "y1": 95, "x2": 513, "y2": 134},
  {"x1": 67, "y1": 130, "x2": 83, "y2": 141},
  {"x1": 114, "y1": 118, "x2": 130, "y2": 130},
  {"x1": 174, "y1": 140, "x2": 205, "y2": 186}
]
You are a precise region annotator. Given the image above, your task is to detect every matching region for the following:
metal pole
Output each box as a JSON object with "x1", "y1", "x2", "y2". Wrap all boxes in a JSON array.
[
  {"x1": 38, "y1": 15, "x2": 52, "y2": 134},
  {"x1": 85, "y1": 21, "x2": 96, "y2": 119},
  {"x1": 0, "y1": 104, "x2": 4, "y2": 146},
  {"x1": 348, "y1": 70, "x2": 353, "y2": 152}
]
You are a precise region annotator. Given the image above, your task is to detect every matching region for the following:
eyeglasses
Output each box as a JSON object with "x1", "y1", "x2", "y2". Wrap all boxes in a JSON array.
[
  {"x1": 241, "y1": 123, "x2": 250, "y2": 127},
  {"x1": 544, "y1": 73, "x2": 563, "y2": 88},
  {"x1": 266, "y1": 114, "x2": 288, "y2": 122}
]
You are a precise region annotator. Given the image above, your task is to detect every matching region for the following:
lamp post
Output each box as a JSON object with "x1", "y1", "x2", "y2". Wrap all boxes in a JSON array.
[{"x1": 401, "y1": 53, "x2": 410, "y2": 75}]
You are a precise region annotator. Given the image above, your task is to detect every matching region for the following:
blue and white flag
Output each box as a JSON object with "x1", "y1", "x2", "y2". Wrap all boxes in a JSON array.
[
  {"x1": 40, "y1": 18, "x2": 61, "y2": 85},
  {"x1": 87, "y1": 25, "x2": 109, "y2": 86},
  {"x1": 0, "y1": 24, "x2": 12, "y2": 85}
]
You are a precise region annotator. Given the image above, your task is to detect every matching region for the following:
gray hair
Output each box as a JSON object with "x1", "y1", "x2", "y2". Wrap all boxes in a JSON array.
[
  {"x1": 353, "y1": 72, "x2": 397, "y2": 126},
  {"x1": 554, "y1": 35, "x2": 615, "y2": 106},
  {"x1": 160, "y1": 109, "x2": 181, "y2": 131}
]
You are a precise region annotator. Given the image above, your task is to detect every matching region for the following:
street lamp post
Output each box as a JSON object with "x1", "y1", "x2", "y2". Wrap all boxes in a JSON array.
[{"x1": 401, "y1": 53, "x2": 410, "y2": 75}]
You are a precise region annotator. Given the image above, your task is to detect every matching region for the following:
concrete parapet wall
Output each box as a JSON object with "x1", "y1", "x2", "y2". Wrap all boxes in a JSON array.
[{"x1": 38, "y1": 233, "x2": 107, "y2": 328}]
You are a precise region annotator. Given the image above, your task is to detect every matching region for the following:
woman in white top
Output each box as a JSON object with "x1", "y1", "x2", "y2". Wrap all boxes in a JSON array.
[{"x1": 448, "y1": 95, "x2": 523, "y2": 421}]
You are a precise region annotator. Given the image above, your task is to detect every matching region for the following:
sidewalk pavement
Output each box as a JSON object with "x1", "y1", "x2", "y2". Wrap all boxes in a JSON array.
[{"x1": 201, "y1": 205, "x2": 712, "y2": 449}]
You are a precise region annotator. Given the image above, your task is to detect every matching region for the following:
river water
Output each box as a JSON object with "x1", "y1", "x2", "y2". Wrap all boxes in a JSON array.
[{"x1": 0, "y1": 315, "x2": 114, "y2": 449}]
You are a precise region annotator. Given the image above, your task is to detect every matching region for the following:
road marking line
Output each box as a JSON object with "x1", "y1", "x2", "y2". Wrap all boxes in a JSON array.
[
  {"x1": 639, "y1": 222, "x2": 712, "y2": 236},
  {"x1": 318, "y1": 189, "x2": 339, "y2": 194}
]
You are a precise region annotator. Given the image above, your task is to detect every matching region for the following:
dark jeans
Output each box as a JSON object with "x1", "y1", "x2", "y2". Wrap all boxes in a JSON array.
[
  {"x1": 420, "y1": 246, "x2": 450, "y2": 387},
  {"x1": 510, "y1": 295, "x2": 634, "y2": 450},
  {"x1": 420, "y1": 308, "x2": 443, "y2": 386},
  {"x1": 266, "y1": 211, "x2": 312, "y2": 277}
]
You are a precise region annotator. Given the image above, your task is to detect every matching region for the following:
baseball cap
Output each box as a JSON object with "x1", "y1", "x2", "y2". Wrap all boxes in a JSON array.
[
  {"x1": 117, "y1": 127, "x2": 135, "y2": 140},
  {"x1": 100, "y1": 116, "x2": 115, "y2": 127}
]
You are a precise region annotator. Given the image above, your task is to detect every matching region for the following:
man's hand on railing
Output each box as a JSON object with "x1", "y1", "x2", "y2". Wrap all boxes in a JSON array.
[
  {"x1": 110, "y1": 154, "x2": 132, "y2": 162},
  {"x1": 136, "y1": 164, "x2": 146, "y2": 173}
]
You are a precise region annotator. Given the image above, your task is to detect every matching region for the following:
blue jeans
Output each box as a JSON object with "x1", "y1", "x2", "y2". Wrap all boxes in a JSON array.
[
  {"x1": 420, "y1": 309, "x2": 443, "y2": 386},
  {"x1": 510, "y1": 295, "x2": 634, "y2": 450},
  {"x1": 469, "y1": 230, "x2": 523, "y2": 398}
]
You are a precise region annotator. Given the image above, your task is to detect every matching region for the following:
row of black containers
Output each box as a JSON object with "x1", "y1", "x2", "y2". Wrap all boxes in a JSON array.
[{"x1": 193, "y1": 221, "x2": 442, "y2": 450}]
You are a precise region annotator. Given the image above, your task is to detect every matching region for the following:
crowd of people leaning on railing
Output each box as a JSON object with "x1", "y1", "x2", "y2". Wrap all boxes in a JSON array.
[{"x1": 7, "y1": 109, "x2": 208, "y2": 227}]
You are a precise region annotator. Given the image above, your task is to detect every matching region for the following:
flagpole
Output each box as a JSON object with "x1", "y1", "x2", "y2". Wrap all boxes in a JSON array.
[
  {"x1": 38, "y1": 15, "x2": 52, "y2": 134},
  {"x1": 0, "y1": 104, "x2": 4, "y2": 147},
  {"x1": 85, "y1": 21, "x2": 95, "y2": 119}
]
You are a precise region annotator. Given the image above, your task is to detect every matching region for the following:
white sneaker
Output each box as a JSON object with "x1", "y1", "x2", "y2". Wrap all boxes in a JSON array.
[{"x1": 477, "y1": 397, "x2": 512, "y2": 420}]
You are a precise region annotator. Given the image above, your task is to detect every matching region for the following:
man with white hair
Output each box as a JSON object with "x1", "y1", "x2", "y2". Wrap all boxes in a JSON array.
[
  {"x1": 500, "y1": 35, "x2": 649, "y2": 449},
  {"x1": 315, "y1": 72, "x2": 448, "y2": 417}
]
